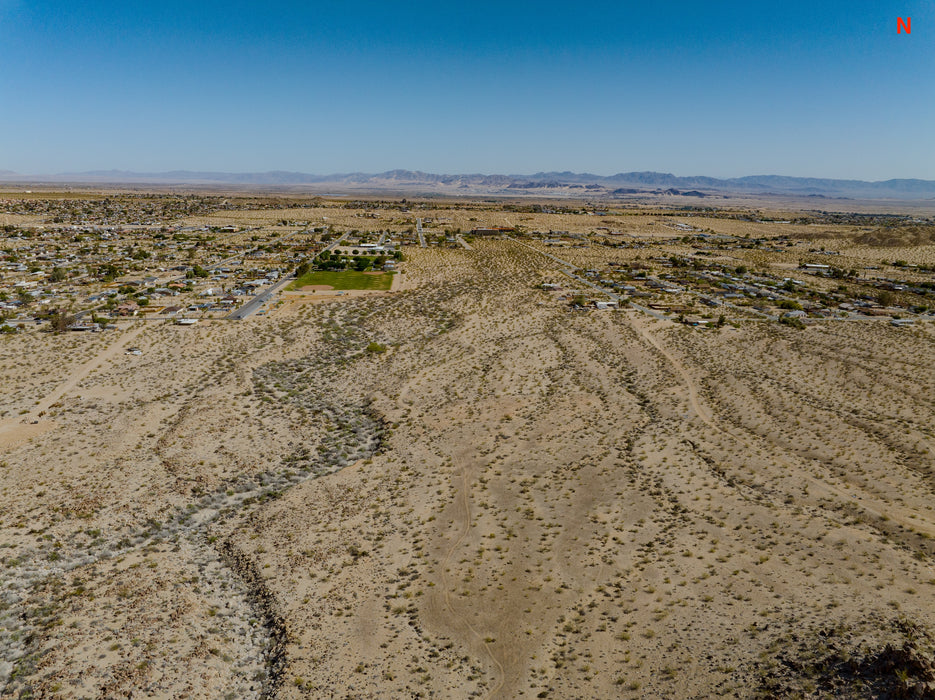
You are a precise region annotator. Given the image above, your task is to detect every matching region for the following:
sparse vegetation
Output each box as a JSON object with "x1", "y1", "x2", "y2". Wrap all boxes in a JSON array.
[{"x1": 1, "y1": 193, "x2": 934, "y2": 699}]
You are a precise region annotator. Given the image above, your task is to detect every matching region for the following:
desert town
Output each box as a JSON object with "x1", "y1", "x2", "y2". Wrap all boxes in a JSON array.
[
  {"x1": 2, "y1": 193, "x2": 933, "y2": 332},
  {"x1": 1, "y1": 190, "x2": 934, "y2": 698}
]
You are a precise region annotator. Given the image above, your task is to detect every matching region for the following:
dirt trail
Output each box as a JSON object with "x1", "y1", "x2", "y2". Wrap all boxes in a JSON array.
[
  {"x1": 431, "y1": 453, "x2": 506, "y2": 698},
  {"x1": 630, "y1": 315, "x2": 716, "y2": 425},
  {"x1": 0, "y1": 324, "x2": 148, "y2": 448},
  {"x1": 628, "y1": 315, "x2": 935, "y2": 541},
  {"x1": 34, "y1": 323, "x2": 148, "y2": 414}
]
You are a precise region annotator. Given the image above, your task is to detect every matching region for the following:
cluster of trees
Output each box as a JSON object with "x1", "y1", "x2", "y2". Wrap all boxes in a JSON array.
[
  {"x1": 306, "y1": 249, "x2": 402, "y2": 273},
  {"x1": 96, "y1": 264, "x2": 124, "y2": 282}
]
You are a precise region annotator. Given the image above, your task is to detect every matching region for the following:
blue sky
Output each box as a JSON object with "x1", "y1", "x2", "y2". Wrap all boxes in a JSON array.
[{"x1": 1, "y1": 0, "x2": 932, "y2": 179}]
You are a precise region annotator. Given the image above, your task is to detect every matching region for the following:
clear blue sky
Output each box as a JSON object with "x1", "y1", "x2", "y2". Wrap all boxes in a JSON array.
[{"x1": 1, "y1": 0, "x2": 932, "y2": 179}]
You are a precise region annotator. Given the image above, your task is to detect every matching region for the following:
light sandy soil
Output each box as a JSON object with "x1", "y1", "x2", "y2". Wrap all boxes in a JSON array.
[
  {"x1": 1, "y1": 239, "x2": 934, "y2": 698},
  {"x1": 0, "y1": 213, "x2": 41, "y2": 226}
]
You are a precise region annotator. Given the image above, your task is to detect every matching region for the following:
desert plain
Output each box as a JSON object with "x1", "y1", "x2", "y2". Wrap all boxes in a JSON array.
[{"x1": 1, "y1": 191, "x2": 935, "y2": 698}]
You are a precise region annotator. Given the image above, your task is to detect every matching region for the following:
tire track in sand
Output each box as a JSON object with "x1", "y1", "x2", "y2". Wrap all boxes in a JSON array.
[
  {"x1": 433, "y1": 453, "x2": 506, "y2": 698},
  {"x1": 627, "y1": 315, "x2": 935, "y2": 542},
  {"x1": 0, "y1": 323, "x2": 148, "y2": 448}
]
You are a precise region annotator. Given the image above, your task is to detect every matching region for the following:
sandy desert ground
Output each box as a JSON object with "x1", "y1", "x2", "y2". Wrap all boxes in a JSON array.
[{"x1": 2, "y1": 238, "x2": 935, "y2": 698}]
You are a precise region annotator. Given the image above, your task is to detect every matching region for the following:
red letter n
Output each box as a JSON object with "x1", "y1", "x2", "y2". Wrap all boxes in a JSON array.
[{"x1": 898, "y1": 17, "x2": 911, "y2": 33}]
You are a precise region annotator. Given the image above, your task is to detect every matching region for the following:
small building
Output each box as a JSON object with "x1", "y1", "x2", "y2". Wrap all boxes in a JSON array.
[{"x1": 115, "y1": 301, "x2": 139, "y2": 316}]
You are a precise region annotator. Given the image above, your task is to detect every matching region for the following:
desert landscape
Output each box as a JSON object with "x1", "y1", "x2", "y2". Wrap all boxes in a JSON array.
[{"x1": 1, "y1": 192, "x2": 935, "y2": 698}]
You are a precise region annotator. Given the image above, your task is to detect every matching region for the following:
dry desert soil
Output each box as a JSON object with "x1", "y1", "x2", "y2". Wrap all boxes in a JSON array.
[{"x1": 2, "y1": 239, "x2": 935, "y2": 699}]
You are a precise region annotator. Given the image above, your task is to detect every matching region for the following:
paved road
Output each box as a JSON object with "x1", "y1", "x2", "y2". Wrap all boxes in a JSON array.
[
  {"x1": 559, "y1": 269, "x2": 621, "y2": 302},
  {"x1": 323, "y1": 230, "x2": 350, "y2": 253},
  {"x1": 456, "y1": 235, "x2": 472, "y2": 250},
  {"x1": 226, "y1": 231, "x2": 350, "y2": 320},
  {"x1": 226, "y1": 275, "x2": 295, "y2": 320},
  {"x1": 417, "y1": 219, "x2": 426, "y2": 248},
  {"x1": 507, "y1": 237, "x2": 576, "y2": 271},
  {"x1": 625, "y1": 300, "x2": 672, "y2": 321}
]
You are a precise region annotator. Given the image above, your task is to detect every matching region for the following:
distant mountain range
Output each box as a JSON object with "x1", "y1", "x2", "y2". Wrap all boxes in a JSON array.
[{"x1": 2, "y1": 168, "x2": 934, "y2": 200}]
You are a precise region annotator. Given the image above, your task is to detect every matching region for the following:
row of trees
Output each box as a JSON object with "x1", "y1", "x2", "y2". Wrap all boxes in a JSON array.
[{"x1": 302, "y1": 249, "x2": 403, "y2": 274}]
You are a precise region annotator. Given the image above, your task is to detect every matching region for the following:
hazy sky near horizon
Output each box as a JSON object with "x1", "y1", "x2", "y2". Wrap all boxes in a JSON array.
[{"x1": 1, "y1": 0, "x2": 932, "y2": 180}]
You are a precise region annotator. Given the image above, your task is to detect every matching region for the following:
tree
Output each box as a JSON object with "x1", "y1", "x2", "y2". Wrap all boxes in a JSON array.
[
  {"x1": 97, "y1": 264, "x2": 121, "y2": 281},
  {"x1": 50, "y1": 267, "x2": 68, "y2": 282},
  {"x1": 48, "y1": 310, "x2": 75, "y2": 333}
]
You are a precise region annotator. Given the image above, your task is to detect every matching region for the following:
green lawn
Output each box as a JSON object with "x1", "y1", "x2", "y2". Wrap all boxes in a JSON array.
[{"x1": 288, "y1": 270, "x2": 393, "y2": 291}]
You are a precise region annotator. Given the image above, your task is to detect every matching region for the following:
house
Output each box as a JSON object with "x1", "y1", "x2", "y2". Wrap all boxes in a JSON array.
[{"x1": 115, "y1": 301, "x2": 139, "y2": 316}]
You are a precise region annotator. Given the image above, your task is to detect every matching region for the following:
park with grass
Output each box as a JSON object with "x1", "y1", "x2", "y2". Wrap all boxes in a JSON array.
[{"x1": 288, "y1": 269, "x2": 393, "y2": 291}]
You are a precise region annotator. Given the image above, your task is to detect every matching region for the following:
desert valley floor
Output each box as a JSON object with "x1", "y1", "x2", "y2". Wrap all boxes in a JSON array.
[{"x1": 2, "y1": 238, "x2": 935, "y2": 698}]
